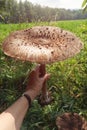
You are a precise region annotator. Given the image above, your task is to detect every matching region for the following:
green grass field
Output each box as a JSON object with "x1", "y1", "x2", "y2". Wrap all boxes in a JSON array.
[{"x1": 0, "y1": 20, "x2": 87, "y2": 130}]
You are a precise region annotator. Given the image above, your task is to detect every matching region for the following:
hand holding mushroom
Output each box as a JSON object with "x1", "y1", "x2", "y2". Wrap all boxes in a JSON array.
[
  {"x1": 2, "y1": 26, "x2": 83, "y2": 106},
  {"x1": 24, "y1": 65, "x2": 50, "y2": 101}
]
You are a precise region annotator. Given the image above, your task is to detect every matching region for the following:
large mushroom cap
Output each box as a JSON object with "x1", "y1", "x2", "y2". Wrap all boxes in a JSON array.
[
  {"x1": 56, "y1": 113, "x2": 87, "y2": 130},
  {"x1": 3, "y1": 26, "x2": 83, "y2": 64}
]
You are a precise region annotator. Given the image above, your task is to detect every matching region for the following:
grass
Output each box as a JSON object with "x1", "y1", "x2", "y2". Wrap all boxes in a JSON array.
[
  {"x1": 0, "y1": 19, "x2": 87, "y2": 130},
  {"x1": 0, "y1": 19, "x2": 87, "y2": 43}
]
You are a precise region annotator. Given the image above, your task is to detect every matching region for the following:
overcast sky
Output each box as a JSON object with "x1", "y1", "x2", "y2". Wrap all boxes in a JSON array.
[{"x1": 18, "y1": 0, "x2": 83, "y2": 9}]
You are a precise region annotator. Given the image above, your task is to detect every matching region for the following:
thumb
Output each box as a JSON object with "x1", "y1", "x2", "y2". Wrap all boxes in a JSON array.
[{"x1": 43, "y1": 73, "x2": 51, "y2": 81}]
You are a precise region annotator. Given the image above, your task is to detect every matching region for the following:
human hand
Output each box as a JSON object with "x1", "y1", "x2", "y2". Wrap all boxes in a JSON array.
[{"x1": 24, "y1": 65, "x2": 50, "y2": 101}]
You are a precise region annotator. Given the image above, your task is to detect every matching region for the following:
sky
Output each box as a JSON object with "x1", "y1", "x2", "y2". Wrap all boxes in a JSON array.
[{"x1": 17, "y1": 0, "x2": 83, "y2": 9}]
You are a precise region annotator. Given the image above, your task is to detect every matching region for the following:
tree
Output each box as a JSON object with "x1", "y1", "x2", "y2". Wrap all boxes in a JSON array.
[
  {"x1": 0, "y1": 0, "x2": 6, "y2": 10},
  {"x1": 82, "y1": 0, "x2": 87, "y2": 11},
  {"x1": 0, "y1": 0, "x2": 6, "y2": 22},
  {"x1": 24, "y1": 0, "x2": 33, "y2": 22}
]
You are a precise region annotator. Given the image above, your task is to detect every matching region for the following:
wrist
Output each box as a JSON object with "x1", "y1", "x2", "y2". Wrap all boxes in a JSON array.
[
  {"x1": 22, "y1": 93, "x2": 32, "y2": 107},
  {"x1": 24, "y1": 90, "x2": 37, "y2": 101}
]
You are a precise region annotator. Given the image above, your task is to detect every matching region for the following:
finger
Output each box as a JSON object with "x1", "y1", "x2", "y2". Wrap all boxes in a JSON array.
[
  {"x1": 30, "y1": 65, "x2": 40, "y2": 76},
  {"x1": 34, "y1": 65, "x2": 40, "y2": 77},
  {"x1": 35, "y1": 64, "x2": 40, "y2": 72},
  {"x1": 28, "y1": 70, "x2": 36, "y2": 79},
  {"x1": 39, "y1": 64, "x2": 46, "y2": 77},
  {"x1": 43, "y1": 73, "x2": 51, "y2": 81}
]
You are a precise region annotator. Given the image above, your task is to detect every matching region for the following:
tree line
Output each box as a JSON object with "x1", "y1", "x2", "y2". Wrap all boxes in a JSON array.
[{"x1": 0, "y1": 0, "x2": 87, "y2": 23}]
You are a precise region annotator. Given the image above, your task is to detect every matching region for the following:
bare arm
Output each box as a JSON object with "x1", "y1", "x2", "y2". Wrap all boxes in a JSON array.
[{"x1": 0, "y1": 65, "x2": 50, "y2": 130}]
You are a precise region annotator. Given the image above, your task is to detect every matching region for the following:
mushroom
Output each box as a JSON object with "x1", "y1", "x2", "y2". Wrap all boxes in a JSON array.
[
  {"x1": 56, "y1": 112, "x2": 87, "y2": 130},
  {"x1": 2, "y1": 26, "x2": 83, "y2": 106}
]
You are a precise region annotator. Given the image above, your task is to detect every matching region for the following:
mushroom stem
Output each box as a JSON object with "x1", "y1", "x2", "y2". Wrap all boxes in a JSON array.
[
  {"x1": 39, "y1": 64, "x2": 53, "y2": 106},
  {"x1": 39, "y1": 64, "x2": 47, "y2": 97}
]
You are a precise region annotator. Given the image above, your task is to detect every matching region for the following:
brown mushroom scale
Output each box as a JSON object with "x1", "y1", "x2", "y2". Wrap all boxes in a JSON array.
[{"x1": 3, "y1": 26, "x2": 83, "y2": 106}]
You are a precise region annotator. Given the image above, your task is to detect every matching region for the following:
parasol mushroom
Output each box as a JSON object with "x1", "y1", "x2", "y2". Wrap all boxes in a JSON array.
[
  {"x1": 2, "y1": 26, "x2": 83, "y2": 106},
  {"x1": 56, "y1": 112, "x2": 87, "y2": 130}
]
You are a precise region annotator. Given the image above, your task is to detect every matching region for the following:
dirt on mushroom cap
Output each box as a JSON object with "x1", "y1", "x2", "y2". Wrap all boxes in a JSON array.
[{"x1": 2, "y1": 26, "x2": 83, "y2": 64}]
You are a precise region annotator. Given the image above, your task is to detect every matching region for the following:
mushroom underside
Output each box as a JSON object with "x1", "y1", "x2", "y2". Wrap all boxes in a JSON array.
[{"x1": 3, "y1": 27, "x2": 83, "y2": 64}]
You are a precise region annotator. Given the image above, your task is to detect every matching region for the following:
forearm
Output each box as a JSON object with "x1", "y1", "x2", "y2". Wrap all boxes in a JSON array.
[
  {"x1": 0, "y1": 95, "x2": 29, "y2": 130},
  {"x1": 0, "y1": 65, "x2": 49, "y2": 130}
]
